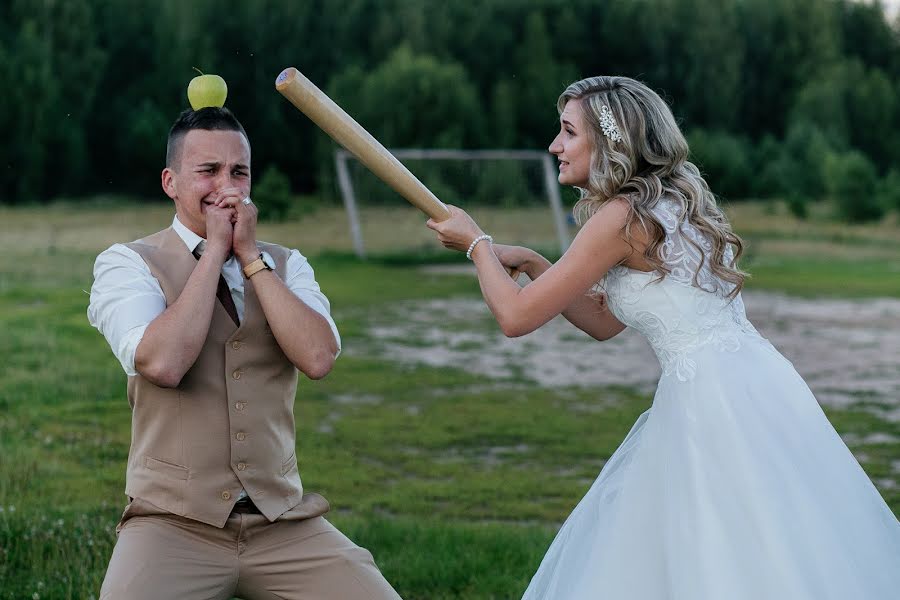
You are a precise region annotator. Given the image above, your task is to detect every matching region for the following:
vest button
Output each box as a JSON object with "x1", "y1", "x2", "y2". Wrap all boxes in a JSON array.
[
  {"x1": 221, "y1": 491, "x2": 231, "y2": 500},
  {"x1": 231, "y1": 341, "x2": 242, "y2": 350},
  {"x1": 235, "y1": 432, "x2": 246, "y2": 441},
  {"x1": 237, "y1": 462, "x2": 247, "y2": 471},
  {"x1": 232, "y1": 369, "x2": 243, "y2": 380},
  {"x1": 234, "y1": 402, "x2": 245, "y2": 411}
]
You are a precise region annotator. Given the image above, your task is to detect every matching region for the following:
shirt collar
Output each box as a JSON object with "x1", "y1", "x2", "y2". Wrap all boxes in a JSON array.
[{"x1": 172, "y1": 215, "x2": 204, "y2": 254}]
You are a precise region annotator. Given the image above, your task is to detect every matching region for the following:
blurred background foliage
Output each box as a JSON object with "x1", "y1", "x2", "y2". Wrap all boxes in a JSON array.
[{"x1": 2, "y1": 0, "x2": 899, "y2": 221}]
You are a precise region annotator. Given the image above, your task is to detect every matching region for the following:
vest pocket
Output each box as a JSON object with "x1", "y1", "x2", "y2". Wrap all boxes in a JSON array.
[{"x1": 144, "y1": 456, "x2": 189, "y2": 480}]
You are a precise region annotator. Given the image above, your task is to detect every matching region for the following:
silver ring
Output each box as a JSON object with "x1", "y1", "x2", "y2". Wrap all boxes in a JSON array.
[{"x1": 241, "y1": 197, "x2": 252, "y2": 205}]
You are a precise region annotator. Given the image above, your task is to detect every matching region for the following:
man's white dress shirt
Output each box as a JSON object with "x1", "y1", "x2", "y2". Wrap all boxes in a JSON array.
[{"x1": 88, "y1": 216, "x2": 341, "y2": 376}]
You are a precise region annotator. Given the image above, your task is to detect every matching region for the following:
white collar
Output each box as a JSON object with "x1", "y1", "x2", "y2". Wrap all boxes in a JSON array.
[{"x1": 172, "y1": 215, "x2": 204, "y2": 254}]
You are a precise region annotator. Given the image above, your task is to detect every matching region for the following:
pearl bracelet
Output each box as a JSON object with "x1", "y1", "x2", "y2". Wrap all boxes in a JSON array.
[{"x1": 466, "y1": 234, "x2": 493, "y2": 260}]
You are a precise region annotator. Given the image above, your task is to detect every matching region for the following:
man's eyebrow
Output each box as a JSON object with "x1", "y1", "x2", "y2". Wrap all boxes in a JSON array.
[{"x1": 193, "y1": 161, "x2": 250, "y2": 170}]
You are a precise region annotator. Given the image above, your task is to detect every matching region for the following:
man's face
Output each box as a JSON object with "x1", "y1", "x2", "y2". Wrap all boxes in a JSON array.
[{"x1": 161, "y1": 129, "x2": 251, "y2": 238}]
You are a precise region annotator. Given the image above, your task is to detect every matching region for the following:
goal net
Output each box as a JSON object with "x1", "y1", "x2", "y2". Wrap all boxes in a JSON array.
[{"x1": 334, "y1": 149, "x2": 574, "y2": 258}]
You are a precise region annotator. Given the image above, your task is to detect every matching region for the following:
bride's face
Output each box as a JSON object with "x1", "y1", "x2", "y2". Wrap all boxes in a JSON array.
[{"x1": 549, "y1": 98, "x2": 592, "y2": 187}]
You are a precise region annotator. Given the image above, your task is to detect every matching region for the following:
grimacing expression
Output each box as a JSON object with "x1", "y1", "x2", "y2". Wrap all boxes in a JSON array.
[
  {"x1": 161, "y1": 129, "x2": 251, "y2": 238},
  {"x1": 548, "y1": 98, "x2": 592, "y2": 188}
]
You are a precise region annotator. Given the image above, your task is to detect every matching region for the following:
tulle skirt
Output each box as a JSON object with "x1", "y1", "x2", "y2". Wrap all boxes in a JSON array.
[{"x1": 522, "y1": 337, "x2": 900, "y2": 599}]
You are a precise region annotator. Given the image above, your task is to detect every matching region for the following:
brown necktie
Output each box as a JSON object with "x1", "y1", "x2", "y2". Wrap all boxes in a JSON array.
[{"x1": 193, "y1": 246, "x2": 240, "y2": 327}]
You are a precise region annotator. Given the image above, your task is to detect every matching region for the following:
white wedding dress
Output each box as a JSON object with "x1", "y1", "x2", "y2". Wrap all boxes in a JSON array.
[{"x1": 521, "y1": 198, "x2": 900, "y2": 599}]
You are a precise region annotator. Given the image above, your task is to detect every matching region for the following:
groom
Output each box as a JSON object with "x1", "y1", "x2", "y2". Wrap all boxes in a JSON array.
[{"x1": 88, "y1": 106, "x2": 401, "y2": 599}]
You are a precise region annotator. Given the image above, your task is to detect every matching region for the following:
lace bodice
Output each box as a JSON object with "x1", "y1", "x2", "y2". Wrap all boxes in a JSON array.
[{"x1": 601, "y1": 198, "x2": 765, "y2": 381}]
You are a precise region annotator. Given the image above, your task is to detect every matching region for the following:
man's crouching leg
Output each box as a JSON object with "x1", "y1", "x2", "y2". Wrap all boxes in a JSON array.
[
  {"x1": 100, "y1": 510, "x2": 240, "y2": 600},
  {"x1": 234, "y1": 515, "x2": 401, "y2": 600}
]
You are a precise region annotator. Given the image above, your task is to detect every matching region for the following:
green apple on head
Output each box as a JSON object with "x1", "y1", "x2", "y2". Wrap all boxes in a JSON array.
[{"x1": 187, "y1": 67, "x2": 227, "y2": 110}]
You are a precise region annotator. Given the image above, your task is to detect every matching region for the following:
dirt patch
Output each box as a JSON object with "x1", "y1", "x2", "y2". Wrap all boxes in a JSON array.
[{"x1": 354, "y1": 288, "x2": 900, "y2": 417}]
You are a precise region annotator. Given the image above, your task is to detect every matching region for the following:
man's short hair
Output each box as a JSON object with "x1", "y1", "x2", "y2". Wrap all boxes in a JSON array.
[{"x1": 165, "y1": 107, "x2": 249, "y2": 170}]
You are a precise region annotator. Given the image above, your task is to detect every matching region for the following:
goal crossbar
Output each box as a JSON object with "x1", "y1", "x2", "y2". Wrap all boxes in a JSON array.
[{"x1": 335, "y1": 148, "x2": 571, "y2": 258}]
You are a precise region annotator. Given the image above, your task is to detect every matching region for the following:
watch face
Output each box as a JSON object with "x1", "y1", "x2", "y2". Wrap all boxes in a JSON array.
[{"x1": 261, "y1": 252, "x2": 275, "y2": 270}]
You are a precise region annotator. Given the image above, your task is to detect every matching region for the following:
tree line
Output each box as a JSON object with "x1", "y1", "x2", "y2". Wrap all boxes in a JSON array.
[{"x1": 3, "y1": 0, "x2": 899, "y2": 220}]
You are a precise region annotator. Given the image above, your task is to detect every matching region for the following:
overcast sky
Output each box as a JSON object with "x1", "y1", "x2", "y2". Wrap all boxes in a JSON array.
[{"x1": 877, "y1": 0, "x2": 900, "y2": 18}]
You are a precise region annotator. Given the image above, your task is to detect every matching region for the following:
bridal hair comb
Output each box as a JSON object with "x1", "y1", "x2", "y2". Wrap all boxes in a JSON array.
[{"x1": 599, "y1": 105, "x2": 623, "y2": 143}]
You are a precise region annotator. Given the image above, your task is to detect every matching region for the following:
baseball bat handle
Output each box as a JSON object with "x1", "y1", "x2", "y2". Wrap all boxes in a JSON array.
[{"x1": 275, "y1": 67, "x2": 451, "y2": 222}]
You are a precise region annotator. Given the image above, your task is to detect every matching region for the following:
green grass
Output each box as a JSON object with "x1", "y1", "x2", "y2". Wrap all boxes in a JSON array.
[
  {"x1": 1, "y1": 200, "x2": 898, "y2": 598},
  {"x1": 743, "y1": 256, "x2": 900, "y2": 297}
]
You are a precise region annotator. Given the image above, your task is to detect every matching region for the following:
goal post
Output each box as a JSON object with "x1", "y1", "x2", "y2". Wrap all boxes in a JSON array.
[{"x1": 334, "y1": 149, "x2": 572, "y2": 258}]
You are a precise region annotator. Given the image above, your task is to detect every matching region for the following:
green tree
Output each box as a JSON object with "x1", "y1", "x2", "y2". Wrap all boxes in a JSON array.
[
  {"x1": 837, "y1": 0, "x2": 899, "y2": 76},
  {"x1": 847, "y1": 66, "x2": 897, "y2": 170},
  {"x1": 736, "y1": 0, "x2": 841, "y2": 138},
  {"x1": 323, "y1": 45, "x2": 483, "y2": 205},
  {"x1": 877, "y1": 169, "x2": 900, "y2": 212},
  {"x1": 328, "y1": 45, "x2": 482, "y2": 149},
  {"x1": 781, "y1": 121, "x2": 833, "y2": 198},
  {"x1": 634, "y1": 0, "x2": 743, "y2": 130},
  {"x1": 513, "y1": 12, "x2": 578, "y2": 148},
  {"x1": 686, "y1": 129, "x2": 753, "y2": 199},
  {"x1": 490, "y1": 80, "x2": 518, "y2": 148},
  {"x1": 3, "y1": 0, "x2": 900, "y2": 205},
  {"x1": 824, "y1": 149, "x2": 883, "y2": 222},
  {"x1": 755, "y1": 122, "x2": 832, "y2": 204},
  {"x1": 792, "y1": 59, "x2": 897, "y2": 171},
  {"x1": 8, "y1": 0, "x2": 106, "y2": 200},
  {"x1": 5, "y1": 18, "x2": 57, "y2": 202},
  {"x1": 755, "y1": 134, "x2": 793, "y2": 197},
  {"x1": 254, "y1": 165, "x2": 293, "y2": 222}
]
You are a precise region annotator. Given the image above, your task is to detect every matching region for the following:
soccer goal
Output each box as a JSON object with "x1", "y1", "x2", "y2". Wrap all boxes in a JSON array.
[{"x1": 334, "y1": 149, "x2": 573, "y2": 258}]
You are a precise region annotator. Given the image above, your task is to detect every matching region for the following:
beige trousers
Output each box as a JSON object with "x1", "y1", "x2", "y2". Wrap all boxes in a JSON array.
[{"x1": 100, "y1": 497, "x2": 401, "y2": 600}]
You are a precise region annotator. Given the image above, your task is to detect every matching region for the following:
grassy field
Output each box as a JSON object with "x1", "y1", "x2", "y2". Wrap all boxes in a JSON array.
[{"x1": 1, "y1": 199, "x2": 898, "y2": 599}]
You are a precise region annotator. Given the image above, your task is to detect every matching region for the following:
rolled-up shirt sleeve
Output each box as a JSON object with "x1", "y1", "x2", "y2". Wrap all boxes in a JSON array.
[
  {"x1": 87, "y1": 244, "x2": 167, "y2": 376},
  {"x1": 284, "y1": 250, "x2": 342, "y2": 357}
]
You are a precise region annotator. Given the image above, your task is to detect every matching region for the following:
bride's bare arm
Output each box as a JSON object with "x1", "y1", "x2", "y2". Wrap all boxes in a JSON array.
[
  {"x1": 508, "y1": 248, "x2": 625, "y2": 341},
  {"x1": 493, "y1": 242, "x2": 624, "y2": 340},
  {"x1": 428, "y1": 200, "x2": 633, "y2": 338}
]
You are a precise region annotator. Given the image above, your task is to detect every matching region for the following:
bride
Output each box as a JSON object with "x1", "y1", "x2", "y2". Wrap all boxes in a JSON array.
[{"x1": 426, "y1": 76, "x2": 900, "y2": 599}]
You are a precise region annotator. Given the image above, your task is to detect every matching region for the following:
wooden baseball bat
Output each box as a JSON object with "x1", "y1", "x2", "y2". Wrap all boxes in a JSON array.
[{"x1": 275, "y1": 67, "x2": 451, "y2": 221}]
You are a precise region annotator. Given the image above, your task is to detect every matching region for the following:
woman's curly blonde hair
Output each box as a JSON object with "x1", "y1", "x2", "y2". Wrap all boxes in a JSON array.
[{"x1": 559, "y1": 76, "x2": 747, "y2": 297}]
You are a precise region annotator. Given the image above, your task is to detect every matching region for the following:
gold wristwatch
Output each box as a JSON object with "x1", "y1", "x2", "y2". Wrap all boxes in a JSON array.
[{"x1": 242, "y1": 253, "x2": 274, "y2": 278}]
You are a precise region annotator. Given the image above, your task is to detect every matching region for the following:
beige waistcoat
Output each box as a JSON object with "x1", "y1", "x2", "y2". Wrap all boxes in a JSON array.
[{"x1": 123, "y1": 227, "x2": 304, "y2": 527}]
